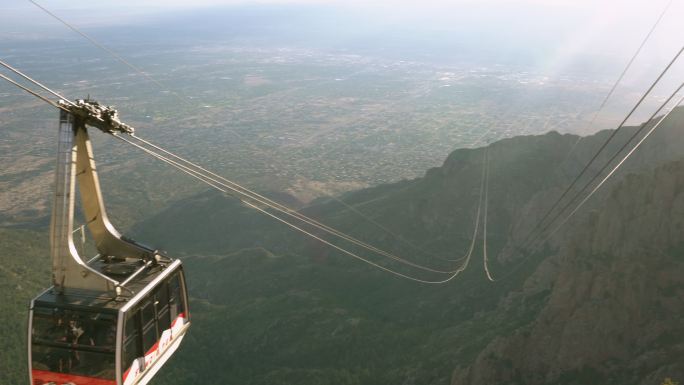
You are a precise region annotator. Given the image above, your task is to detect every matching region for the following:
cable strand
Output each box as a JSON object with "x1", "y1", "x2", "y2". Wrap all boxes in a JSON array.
[
  {"x1": 519, "y1": 45, "x2": 684, "y2": 252},
  {"x1": 115, "y1": 134, "x2": 472, "y2": 275},
  {"x1": 0, "y1": 72, "x2": 67, "y2": 111}
]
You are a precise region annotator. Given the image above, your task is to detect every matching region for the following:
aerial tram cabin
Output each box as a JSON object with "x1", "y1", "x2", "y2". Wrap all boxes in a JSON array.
[{"x1": 28, "y1": 102, "x2": 190, "y2": 385}]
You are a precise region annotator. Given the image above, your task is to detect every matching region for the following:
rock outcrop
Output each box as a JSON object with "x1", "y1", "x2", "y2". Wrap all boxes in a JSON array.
[{"x1": 452, "y1": 160, "x2": 684, "y2": 385}]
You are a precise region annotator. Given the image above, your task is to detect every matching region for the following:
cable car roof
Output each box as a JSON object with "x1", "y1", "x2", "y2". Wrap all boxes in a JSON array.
[{"x1": 33, "y1": 259, "x2": 182, "y2": 312}]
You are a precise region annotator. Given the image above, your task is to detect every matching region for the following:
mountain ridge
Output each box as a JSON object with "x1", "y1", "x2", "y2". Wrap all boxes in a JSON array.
[
  {"x1": 452, "y1": 158, "x2": 684, "y2": 385},
  {"x1": 132, "y1": 108, "x2": 684, "y2": 385},
  {"x1": 1, "y1": 109, "x2": 682, "y2": 385}
]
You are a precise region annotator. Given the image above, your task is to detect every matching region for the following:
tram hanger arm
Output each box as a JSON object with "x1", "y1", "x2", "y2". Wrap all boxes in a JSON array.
[{"x1": 59, "y1": 99, "x2": 135, "y2": 135}]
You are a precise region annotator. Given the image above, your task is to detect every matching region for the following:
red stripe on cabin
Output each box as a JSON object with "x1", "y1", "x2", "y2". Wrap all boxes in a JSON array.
[
  {"x1": 32, "y1": 369, "x2": 115, "y2": 385},
  {"x1": 171, "y1": 313, "x2": 186, "y2": 327},
  {"x1": 123, "y1": 314, "x2": 188, "y2": 384},
  {"x1": 145, "y1": 341, "x2": 160, "y2": 356}
]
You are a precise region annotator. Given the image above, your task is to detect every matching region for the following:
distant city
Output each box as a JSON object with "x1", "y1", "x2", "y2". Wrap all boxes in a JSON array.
[{"x1": 0, "y1": 41, "x2": 631, "y2": 225}]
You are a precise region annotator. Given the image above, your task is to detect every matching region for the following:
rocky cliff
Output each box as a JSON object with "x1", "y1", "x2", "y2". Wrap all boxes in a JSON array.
[
  {"x1": 4, "y1": 108, "x2": 682, "y2": 385},
  {"x1": 130, "y1": 109, "x2": 684, "y2": 385},
  {"x1": 452, "y1": 159, "x2": 684, "y2": 385}
]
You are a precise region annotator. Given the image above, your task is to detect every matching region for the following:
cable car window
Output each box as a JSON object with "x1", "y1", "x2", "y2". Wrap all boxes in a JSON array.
[
  {"x1": 92, "y1": 313, "x2": 117, "y2": 348},
  {"x1": 32, "y1": 344, "x2": 115, "y2": 380},
  {"x1": 169, "y1": 273, "x2": 184, "y2": 319},
  {"x1": 32, "y1": 306, "x2": 116, "y2": 350},
  {"x1": 123, "y1": 311, "x2": 142, "y2": 372},
  {"x1": 124, "y1": 311, "x2": 137, "y2": 340},
  {"x1": 142, "y1": 322, "x2": 157, "y2": 353},
  {"x1": 155, "y1": 282, "x2": 171, "y2": 331},
  {"x1": 140, "y1": 298, "x2": 158, "y2": 352},
  {"x1": 141, "y1": 300, "x2": 155, "y2": 327},
  {"x1": 123, "y1": 337, "x2": 139, "y2": 372},
  {"x1": 31, "y1": 305, "x2": 116, "y2": 380},
  {"x1": 156, "y1": 282, "x2": 170, "y2": 310},
  {"x1": 31, "y1": 306, "x2": 68, "y2": 344}
]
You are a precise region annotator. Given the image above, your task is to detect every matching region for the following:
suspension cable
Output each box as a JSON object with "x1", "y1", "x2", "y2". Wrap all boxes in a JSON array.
[
  {"x1": 125, "y1": 135, "x2": 463, "y2": 274},
  {"x1": 527, "y1": 80, "x2": 684, "y2": 253},
  {"x1": 496, "y1": 82, "x2": 684, "y2": 283},
  {"x1": 28, "y1": 0, "x2": 191, "y2": 106},
  {"x1": 559, "y1": 0, "x2": 674, "y2": 162},
  {"x1": 131, "y1": 123, "x2": 481, "y2": 267},
  {"x1": 0, "y1": 72, "x2": 67, "y2": 111},
  {"x1": 519, "y1": 45, "x2": 684, "y2": 252},
  {"x1": 0, "y1": 57, "x2": 479, "y2": 279},
  {"x1": 25, "y1": 0, "x2": 496, "y2": 273},
  {"x1": 0, "y1": 59, "x2": 75, "y2": 107},
  {"x1": 485, "y1": 3, "x2": 677, "y2": 282},
  {"x1": 482, "y1": 148, "x2": 495, "y2": 281},
  {"x1": 309, "y1": 186, "x2": 469, "y2": 263},
  {"x1": 543, "y1": 83, "x2": 684, "y2": 242},
  {"x1": 114, "y1": 132, "x2": 486, "y2": 284},
  {"x1": 115, "y1": 133, "x2": 472, "y2": 275},
  {"x1": 16, "y1": 1, "x2": 672, "y2": 284}
]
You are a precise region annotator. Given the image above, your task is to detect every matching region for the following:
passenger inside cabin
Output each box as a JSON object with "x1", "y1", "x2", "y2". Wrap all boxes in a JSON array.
[{"x1": 47, "y1": 314, "x2": 70, "y2": 372}]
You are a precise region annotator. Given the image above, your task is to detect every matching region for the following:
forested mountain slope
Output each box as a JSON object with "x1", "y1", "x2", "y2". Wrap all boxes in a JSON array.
[
  {"x1": 2, "y1": 109, "x2": 682, "y2": 385},
  {"x1": 452, "y1": 158, "x2": 684, "y2": 385},
  {"x1": 137, "y1": 110, "x2": 684, "y2": 384}
]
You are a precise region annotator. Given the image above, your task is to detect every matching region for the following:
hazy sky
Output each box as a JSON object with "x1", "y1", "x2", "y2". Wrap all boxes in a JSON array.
[
  {"x1": 3, "y1": 0, "x2": 679, "y2": 49},
  {"x1": 1, "y1": 0, "x2": 682, "y2": 81},
  {"x1": 0, "y1": 0, "x2": 681, "y2": 136}
]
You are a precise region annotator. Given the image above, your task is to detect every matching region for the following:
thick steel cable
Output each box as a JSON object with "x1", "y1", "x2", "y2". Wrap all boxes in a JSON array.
[
  {"x1": 125, "y1": 137, "x2": 463, "y2": 274},
  {"x1": 126, "y1": 133, "x2": 478, "y2": 272},
  {"x1": 28, "y1": 0, "x2": 189, "y2": 106},
  {"x1": 115, "y1": 133, "x2": 471, "y2": 275},
  {"x1": 544, "y1": 85, "x2": 684, "y2": 241},
  {"x1": 459, "y1": 91, "x2": 561, "y2": 271},
  {"x1": 559, "y1": 0, "x2": 674, "y2": 162},
  {"x1": 0, "y1": 61, "x2": 478, "y2": 282},
  {"x1": 308, "y1": 187, "x2": 470, "y2": 263},
  {"x1": 0, "y1": 59, "x2": 75, "y2": 106},
  {"x1": 0, "y1": 60, "x2": 445, "y2": 275},
  {"x1": 487, "y1": 3, "x2": 677, "y2": 282},
  {"x1": 114, "y1": 133, "x2": 486, "y2": 284},
  {"x1": 301, "y1": 128, "x2": 493, "y2": 265},
  {"x1": 482, "y1": 148, "x2": 495, "y2": 282},
  {"x1": 0, "y1": 72, "x2": 67, "y2": 111},
  {"x1": 120, "y1": 135, "x2": 450, "y2": 274},
  {"x1": 459, "y1": 91, "x2": 553, "y2": 272},
  {"x1": 527, "y1": 80, "x2": 684, "y2": 252},
  {"x1": 451, "y1": 145, "x2": 489, "y2": 279},
  {"x1": 132, "y1": 126, "x2": 481, "y2": 266},
  {"x1": 20, "y1": 0, "x2": 675, "y2": 285},
  {"x1": 243, "y1": 196, "x2": 477, "y2": 284},
  {"x1": 519, "y1": 45, "x2": 684, "y2": 252},
  {"x1": 496, "y1": 83, "x2": 684, "y2": 283},
  {"x1": 27, "y1": 0, "x2": 488, "y2": 268}
]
